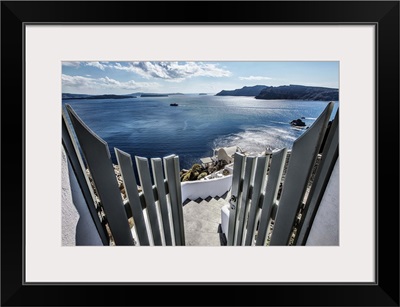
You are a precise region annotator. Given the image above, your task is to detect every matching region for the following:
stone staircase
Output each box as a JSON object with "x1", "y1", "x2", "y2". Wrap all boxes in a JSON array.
[{"x1": 182, "y1": 192, "x2": 231, "y2": 246}]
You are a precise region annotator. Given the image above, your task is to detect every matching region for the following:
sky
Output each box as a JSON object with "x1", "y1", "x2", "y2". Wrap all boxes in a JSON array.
[{"x1": 62, "y1": 61, "x2": 339, "y2": 95}]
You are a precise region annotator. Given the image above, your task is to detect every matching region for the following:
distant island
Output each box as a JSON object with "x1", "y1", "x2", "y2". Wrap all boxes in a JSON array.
[
  {"x1": 62, "y1": 93, "x2": 136, "y2": 100},
  {"x1": 63, "y1": 92, "x2": 185, "y2": 100},
  {"x1": 256, "y1": 85, "x2": 338, "y2": 101},
  {"x1": 199, "y1": 93, "x2": 208, "y2": 95},
  {"x1": 140, "y1": 93, "x2": 169, "y2": 97},
  {"x1": 215, "y1": 85, "x2": 267, "y2": 97},
  {"x1": 134, "y1": 92, "x2": 184, "y2": 97},
  {"x1": 215, "y1": 84, "x2": 338, "y2": 101}
]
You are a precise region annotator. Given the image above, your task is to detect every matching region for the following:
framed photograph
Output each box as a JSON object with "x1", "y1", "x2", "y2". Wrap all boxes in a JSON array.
[{"x1": 2, "y1": 1, "x2": 399, "y2": 306}]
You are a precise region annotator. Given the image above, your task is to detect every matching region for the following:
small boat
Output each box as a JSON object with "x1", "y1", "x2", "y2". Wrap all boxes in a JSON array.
[
  {"x1": 290, "y1": 118, "x2": 306, "y2": 127},
  {"x1": 170, "y1": 103, "x2": 178, "y2": 106}
]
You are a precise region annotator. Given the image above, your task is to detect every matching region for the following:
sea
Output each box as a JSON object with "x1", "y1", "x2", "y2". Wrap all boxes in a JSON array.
[{"x1": 62, "y1": 95, "x2": 339, "y2": 170}]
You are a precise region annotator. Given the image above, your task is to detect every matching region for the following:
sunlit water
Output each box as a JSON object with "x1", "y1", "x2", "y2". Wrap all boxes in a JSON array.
[{"x1": 62, "y1": 95, "x2": 338, "y2": 170}]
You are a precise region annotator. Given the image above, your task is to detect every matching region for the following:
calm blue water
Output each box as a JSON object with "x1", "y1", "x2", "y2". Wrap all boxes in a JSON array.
[{"x1": 62, "y1": 95, "x2": 338, "y2": 170}]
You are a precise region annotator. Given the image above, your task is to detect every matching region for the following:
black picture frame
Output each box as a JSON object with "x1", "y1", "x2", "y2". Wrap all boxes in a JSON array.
[{"x1": 1, "y1": 1, "x2": 399, "y2": 306}]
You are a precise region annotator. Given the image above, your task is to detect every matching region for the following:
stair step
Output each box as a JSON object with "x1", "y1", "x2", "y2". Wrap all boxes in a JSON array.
[{"x1": 184, "y1": 231, "x2": 222, "y2": 246}]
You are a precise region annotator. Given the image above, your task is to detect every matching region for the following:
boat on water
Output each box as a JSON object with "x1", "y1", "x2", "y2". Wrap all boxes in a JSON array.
[
  {"x1": 170, "y1": 103, "x2": 178, "y2": 106},
  {"x1": 290, "y1": 118, "x2": 306, "y2": 127},
  {"x1": 290, "y1": 118, "x2": 310, "y2": 130}
]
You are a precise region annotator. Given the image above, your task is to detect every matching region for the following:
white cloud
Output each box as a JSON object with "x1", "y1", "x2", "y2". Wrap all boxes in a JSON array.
[
  {"x1": 111, "y1": 61, "x2": 232, "y2": 80},
  {"x1": 62, "y1": 74, "x2": 159, "y2": 91},
  {"x1": 85, "y1": 61, "x2": 108, "y2": 71},
  {"x1": 239, "y1": 76, "x2": 272, "y2": 81},
  {"x1": 62, "y1": 61, "x2": 81, "y2": 67}
]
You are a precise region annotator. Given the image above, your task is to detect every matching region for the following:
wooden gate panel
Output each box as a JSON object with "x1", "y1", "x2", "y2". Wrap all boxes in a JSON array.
[
  {"x1": 227, "y1": 153, "x2": 244, "y2": 245},
  {"x1": 115, "y1": 148, "x2": 150, "y2": 246},
  {"x1": 245, "y1": 156, "x2": 269, "y2": 245},
  {"x1": 270, "y1": 102, "x2": 334, "y2": 245},
  {"x1": 164, "y1": 155, "x2": 185, "y2": 246},
  {"x1": 295, "y1": 110, "x2": 339, "y2": 245},
  {"x1": 66, "y1": 105, "x2": 134, "y2": 246},
  {"x1": 151, "y1": 158, "x2": 173, "y2": 246},
  {"x1": 136, "y1": 156, "x2": 163, "y2": 246},
  {"x1": 255, "y1": 148, "x2": 287, "y2": 246}
]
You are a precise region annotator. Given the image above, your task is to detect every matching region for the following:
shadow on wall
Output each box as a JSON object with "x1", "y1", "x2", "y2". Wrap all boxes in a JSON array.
[{"x1": 62, "y1": 146, "x2": 103, "y2": 246}]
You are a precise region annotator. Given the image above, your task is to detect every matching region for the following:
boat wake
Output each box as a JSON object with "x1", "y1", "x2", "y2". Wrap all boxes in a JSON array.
[{"x1": 213, "y1": 125, "x2": 300, "y2": 154}]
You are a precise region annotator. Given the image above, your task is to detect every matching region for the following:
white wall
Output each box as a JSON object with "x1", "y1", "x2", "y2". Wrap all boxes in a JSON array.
[
  {"x1": 181, "y1": 175, "x2": 233, "y2": 201},
  {"x1": 62, "y1": 146, "x2": 103, "y2": 246},
  {"x1": 61, "y1": 147, "x2": 80, "y2": 246},
  {"x1": 306, "y1": 158, "x2": 339, "y2": 246}
]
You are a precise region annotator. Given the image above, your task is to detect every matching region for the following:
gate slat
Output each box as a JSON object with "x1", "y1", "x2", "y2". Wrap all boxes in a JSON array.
[
  {"x1": 66, "y1": 105, "x2": 134, "y2": 246},
  {"x1": 164, "y1": 155, "x2": 185, "y2": 245},
  {"x1": 295, "y1": 110, "x2": 339, "y2": 245},
  {"x1": 62, "y1": 111, "x2": 109, "y2": 245},
  {"x1": 235, "y1": 156, "x2": 255, "y2": 246},
  {"x1": 115, "y1": 148, "x2": 150, "y2": 246},
  {"x1": 244, "y1": 155, "x2": 269, "y2": 245},
  {"x1": 255, "y1": 148, "x2": 287, "y2": 246},
  {"x1": 227, "y1": 153, "x2": 244, "y2": 245},
  {"x1": 135, "y1": 156, "x2": 162, "y2": 245},
  {"x1": 151, "y1": 158, "x2": 173, "y2": 246},
  {"x1": 173, "y1": 155, "x2": 185, "y2": 244},
  {"x1": 270, "y1": 102, "x2": 334, "y2": 245}
]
